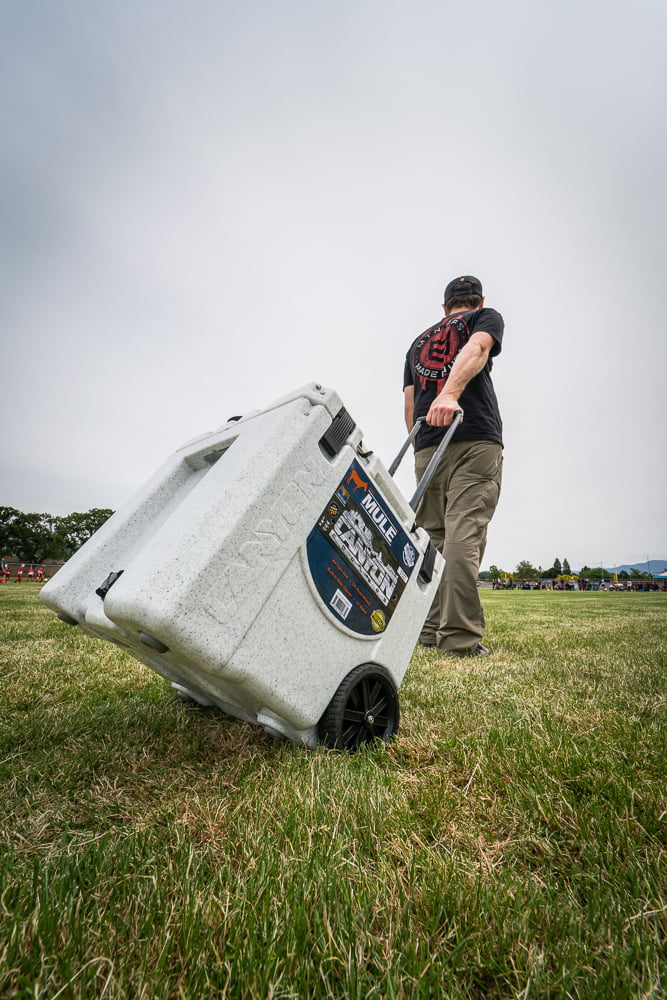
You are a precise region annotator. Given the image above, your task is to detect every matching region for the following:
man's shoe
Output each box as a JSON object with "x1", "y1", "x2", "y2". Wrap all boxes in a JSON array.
[
  {"x1": 451, "y1": 643, "x2": 490, "y2": 657},
  {"x1": 419, "y1": 639, "x2": 436, "y2": 648}
]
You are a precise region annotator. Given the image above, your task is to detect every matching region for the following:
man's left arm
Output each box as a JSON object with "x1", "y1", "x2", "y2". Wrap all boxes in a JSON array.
[{"x1": 426, "y1": 331, "x2": 495, "y2": 427}]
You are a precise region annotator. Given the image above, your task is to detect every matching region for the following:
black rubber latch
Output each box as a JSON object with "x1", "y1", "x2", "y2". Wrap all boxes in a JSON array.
[
  {"x1": 418, "y1": 541, "x2": 437, "y2": 584},
  {"x1": 319, "y1": 407, "x2": 356, "y2": 458},
  {"x1": 96, "y1": 570, "x2": 124, "y2": 600}
]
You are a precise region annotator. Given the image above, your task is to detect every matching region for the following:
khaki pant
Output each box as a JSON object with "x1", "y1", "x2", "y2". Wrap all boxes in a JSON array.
[{"x1": 415, "y1": 440, "x2": 502, "y2": 653}]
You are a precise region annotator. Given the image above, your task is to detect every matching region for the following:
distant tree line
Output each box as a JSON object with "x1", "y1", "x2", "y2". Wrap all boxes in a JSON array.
[
  {"x1": 481, "y1": 556, "x2": 573, "y2": 581},
  {"x1": 480, "y1": 556, "x2": 657, "y2": 582},
  {"x1": 0, "y1": 507, "x2": 114, "y2": 563}
]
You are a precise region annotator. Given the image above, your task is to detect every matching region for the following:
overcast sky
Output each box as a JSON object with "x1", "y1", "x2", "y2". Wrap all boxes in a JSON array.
[{"x1": 3, "y1": 0, "x2": 666, "y2": 573}]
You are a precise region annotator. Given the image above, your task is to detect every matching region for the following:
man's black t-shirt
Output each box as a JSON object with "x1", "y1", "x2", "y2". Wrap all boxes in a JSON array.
[{"x1": 404, "y1": 307, "x2": 504, "y2": 452}]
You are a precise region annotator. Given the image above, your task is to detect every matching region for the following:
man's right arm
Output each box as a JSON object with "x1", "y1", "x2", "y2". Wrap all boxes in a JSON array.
[{"x1": 404, "y1": 385, "x2": 415, "y2": 433}]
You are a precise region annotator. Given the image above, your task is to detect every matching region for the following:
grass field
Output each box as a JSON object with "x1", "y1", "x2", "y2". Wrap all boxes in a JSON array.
[{"x1": 1, "y1": 584, "x2": 665, "y2": 999}]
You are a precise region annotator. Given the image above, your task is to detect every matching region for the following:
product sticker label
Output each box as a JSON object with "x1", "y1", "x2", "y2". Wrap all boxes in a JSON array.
[{"x1": 306, "y1": 460, "x2": 418, "y2": 635}]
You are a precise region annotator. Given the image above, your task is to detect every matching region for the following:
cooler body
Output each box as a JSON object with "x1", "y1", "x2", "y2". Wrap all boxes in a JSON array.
[{"x1": 41, "y1": 384, "x2": 443, "y2": 746}]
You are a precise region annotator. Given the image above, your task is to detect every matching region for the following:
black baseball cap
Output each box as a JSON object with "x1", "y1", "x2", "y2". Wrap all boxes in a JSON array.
[{"x1": 444, "y1": 275, "x2": 483, "y2": 305}]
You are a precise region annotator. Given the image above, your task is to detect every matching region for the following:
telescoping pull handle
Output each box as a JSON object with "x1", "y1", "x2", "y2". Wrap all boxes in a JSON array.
[
  {"x1": 387, "y1": 418, "x2": 425, "y2": 477},
  {"x1": 387, "y1": 412, "x2": 464, "y2": 512},
  {"x1": 409, "y1": 410, "x2": 463, "y2": 511}
]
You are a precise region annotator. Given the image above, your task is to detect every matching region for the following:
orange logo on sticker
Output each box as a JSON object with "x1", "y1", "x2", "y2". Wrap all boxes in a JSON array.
[{"x1": 346, "y1": 469, "x2": 369, "y2": 492}]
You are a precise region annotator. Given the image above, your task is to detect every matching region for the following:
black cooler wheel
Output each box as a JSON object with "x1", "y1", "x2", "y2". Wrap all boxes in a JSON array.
[{"x1": 319, "y1": 663, "x2": 399, "y2": 750}]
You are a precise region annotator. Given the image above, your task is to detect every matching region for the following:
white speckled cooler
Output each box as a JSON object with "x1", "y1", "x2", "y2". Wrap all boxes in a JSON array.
[{"x1": 40, "y1": 383, "x2": 443, "y2": 746}]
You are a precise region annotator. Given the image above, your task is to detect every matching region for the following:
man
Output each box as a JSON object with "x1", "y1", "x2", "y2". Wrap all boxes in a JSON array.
[{"x1": 403, "y1": 275, "x2": 504, "y2": 656}]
